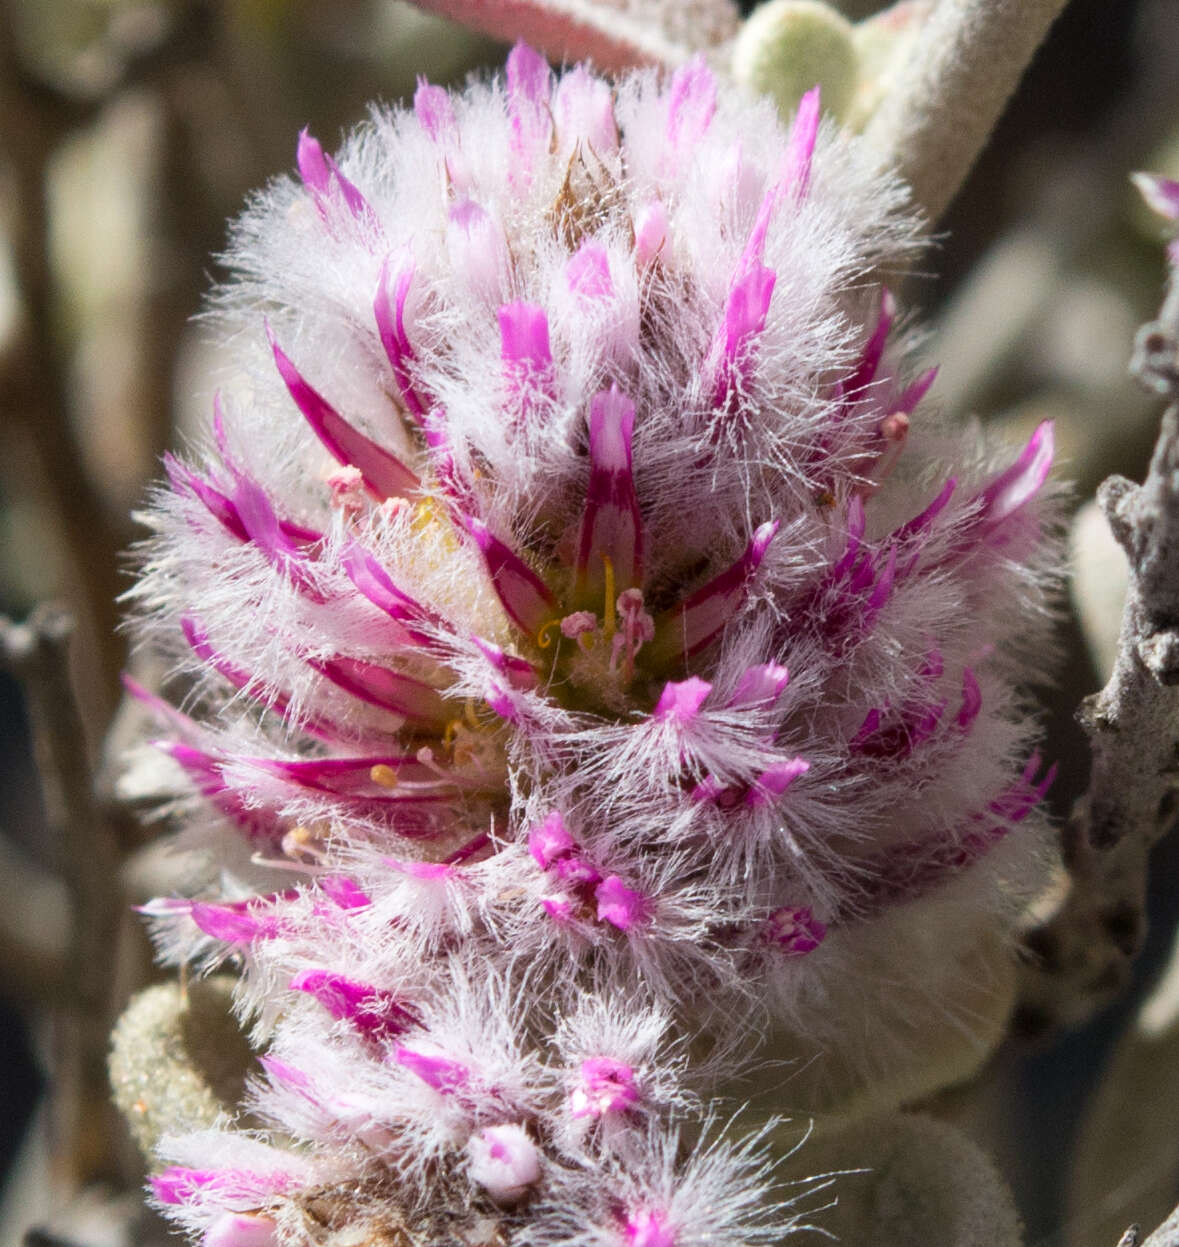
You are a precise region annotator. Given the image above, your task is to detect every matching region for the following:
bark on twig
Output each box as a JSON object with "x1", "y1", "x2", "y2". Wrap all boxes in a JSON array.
[
  {"x1": 0, "y1": 607, "x2": 126, "y2": 1190},
  {"x1": 862, "y1": 0, "x2": 1070, "y2": 225},
  {"x1": 1018, "y1": 265, "x2": 1179, "y2": 1030}
]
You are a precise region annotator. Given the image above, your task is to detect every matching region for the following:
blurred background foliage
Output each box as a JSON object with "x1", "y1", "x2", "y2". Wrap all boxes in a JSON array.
[{"x1": 2, "y1": 0, "x2": 1179, "y2": 1242}]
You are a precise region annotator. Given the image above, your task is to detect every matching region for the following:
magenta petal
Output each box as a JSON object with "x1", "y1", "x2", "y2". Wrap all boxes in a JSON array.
[
  {"x1": 866, "y1": 542, "x2": 898, "y2": 612},
  {"x1": 242, "y1": 752, "x2": 452, "y2": 797},
  {"x1": 785, "y1": 86, "x2": 821, "y2": 199},
  {"x1": 528, "y1": 810, "x2": 577, "y2": 868},
  {"x1": 976, "y1": 420, "x2": 1054, "y2": 529},
  {"x1": 165, "y1": 454, "x2": 248, "y2": 542},
  {"x1": 831, "y1": 495, "x2": 867, "y2": 577},
  {"x1": 507, "y1": 42, "x2": 552, "y2": 180},
  {"x1": 158, "y1": 739, "x2": 275, "y2": 842},
  {"x1": 319, "y1": 875, "x2": 371, "y2": 909},
  {"x1": 892, "y1": 477, "x2": 956, "y2": 543},
  {"x1": 690, "y1": 774, "x2": 727, "y2": 804},
  {"x1": 395, "y1": 1046, "x2": 470, "y2": 1093},
  {"x1": 623, "y1": 1209, "x2": 676, "y2": 1247},
  {"x1": 152, "y1": 1166, "x2": 284, "y2": 1207},
  {"x1": 205, "y1": 1212, "x2": 279, "y2": 1247},
  {"x1": 290, "y1": 969, "x2": 415, "y2": 1039},
  {"x1": 309, "y1": 654, "x2": 449, "y2": 726},
  {"x1": 745, "y1": 757, "x2": 809, "y2": 806},
  {"x1": 296, "y1": 129, "x2": 372, "y2": 222},
  {"x1": 540, "y1": 895, "x2": 574, "y2": 922},
  {"x1": 555, "y1": 855, "x2": 601, "y2": 888},
  {"x1": 711, "y1": 264, "x2": 776, "y2": 408},
  {"x1": 653, "y1": 676, "x2": 712, "y2": 724},
  {"x1": 340, "y1": 541, "x2": 438, "y2": 642},
  {"x1": 374, "y1": 258, "x2": 430, "y2": 424},
  {"x1": 461, "y1": 514, "x2": 557, "y2": 637},
  {"x1": 839, "y1": 288, "x2": 895, "y2": 400},
  {"x1": 260, "y1": 1055, "x2": 315, "y2": 1096},
  {"x1": 122, "y1": 673, "x2": 201, "y2": 736},
  {"x1": 595, "y1": 875, "x2": 646, "y2": 929},
  {"x1": 664, "y1": 57, "x2": 716, "y2": 170},
  {"x1": 990, "y1": 752, "x2": 1056, "y2": 823},
  {"x1": 270, "y1": 331, "x2": 419, "y2": 499},
  {"x1": 414, "y1": 79, "x2": 457, "y2": 141},
  {"x1": 507, "y1": 40, "x2": 551, "y2": 108},
  {"x1": 633, "y1": 201, "x2": 668, "y2": 266},
  {"x1": 892, "y1": 365, "x2": 938, "y2": 416},
  {"x1": 736, "y1": 181, "x2": 781, "y2": 279},
  {"x1": 576, "y1": 385, "x2": 643, "y2": 596},
  {"x1": 472, "y1": 636, "x2": 539, "y2": 691},
  {"x1": 655, "y1": 520, "x2": 779, "y2": 661},
  {"x1": 850, "y1": 707, "x2": 882, "y2": 748},
  {"x1": 571, "y1": 1056, "x2": 639, "y2": 1118},
  {"x1": 727, "y1": 662, "x2": 790, "y2": 710},
  {"x1": 957, "y1": 667, "x2": 982, "y2": 731},
  {"x1": 499, "y1": 301, "x2": 553, "y2": 386},
  {"x1": 228, "y1": 468, "x2": 324, "y2": 600},
  {"x1": 180, "y1": 616, "x2": 344, "y2": 743},
  {"x1": 554, "y1": 66, "x2": 618, "y2": 156},
  {"x1": 190, "y1": 901, "x2": 282, "y2": 944},
  {"x1": 566, "y1": 241, "x2": 613, "y2": 299}
]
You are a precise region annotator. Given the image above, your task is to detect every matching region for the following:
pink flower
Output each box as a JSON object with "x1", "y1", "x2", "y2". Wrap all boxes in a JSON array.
[{"x1": 127, "y1": 44, "x2": 1056, "y2": 1245}]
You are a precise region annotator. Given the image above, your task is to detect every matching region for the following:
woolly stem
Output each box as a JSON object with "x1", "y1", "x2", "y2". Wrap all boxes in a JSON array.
[{"x1": 862, "y1": 0, "x2": 1070, "y2": 224}]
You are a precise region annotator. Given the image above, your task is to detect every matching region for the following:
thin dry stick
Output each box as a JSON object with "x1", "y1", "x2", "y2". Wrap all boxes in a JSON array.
[
  {"x1": 863, "y1": 0, "x2": 1071, "y2": 225},
  {"x1": 0, "y1": 607, "x2": 126, "y2": 1191},
  {"x1": 1018, "y1": 261, "x2": 1179, "y2": 1030}
]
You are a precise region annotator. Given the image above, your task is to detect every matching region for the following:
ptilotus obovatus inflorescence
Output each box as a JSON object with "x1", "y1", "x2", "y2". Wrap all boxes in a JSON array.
[{"x1": 120, "y1": 43, "x2": 1058, "y2": 1247}]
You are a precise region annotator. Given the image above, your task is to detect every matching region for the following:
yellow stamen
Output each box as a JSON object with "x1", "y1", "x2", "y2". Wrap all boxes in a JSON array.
[
  {"x1": 537, "y1": 619, "x2": 560, "y2": 648},
  {"x1": 412, "y1": 496, "x2": 457, "y2": 548},
  {"x1": 464, "y1": 698, "x2": 481, "y2": 730},
  {"x1": 369, "y1": 764, "x2": 399, "y2": 789},
  {"x1": 285, "y1": 825, "x2": 315, "y2": 851},
  {"x1": 442, "y1": 719, "x2": 462, "y2": 749},
  {"x1": 601, "y1": 555, "x2": 617, "y2": 641}
]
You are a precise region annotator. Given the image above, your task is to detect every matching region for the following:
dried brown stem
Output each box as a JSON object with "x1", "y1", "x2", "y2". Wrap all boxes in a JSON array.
[
  {"x1": 0, "y1": 607, "x2": 126, "y2": 1190},
  {"x1": 1018, "y1": 265, "x2": 1179, "y2": 1031}
]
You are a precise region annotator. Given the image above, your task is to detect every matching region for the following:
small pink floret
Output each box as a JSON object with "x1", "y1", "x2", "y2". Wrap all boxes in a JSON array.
[
  {"x1": 540, "y1": 895, "x2": 574, "y2": 922},
  {"x1": 528, "y1": 810, "x2": 576, "y2": 868},
  {"x1": 624, "y1": 1208, "x2": 677, "y2": 1247},
  {"x1": 395, "y1": 1046, "x2": 470, "y2": 1093},
  {"x1": 318, "y1": 875, "x2": 371, "y2": 909},
  {"x1": 414, "y1": 78, "x2": 456, "y2": 141},
  {"x1": 595, "y1": 876, "x2": 646, "y2": 930},
  {"x1": 653, "y1": 677, "x2": 712, "y2": 724},
  {"x1": 567, "y1": 241, "x2": 614, "y2": 299},
  {"x1": 633, "y1": 201, "x2": 668, "y2": 266},
  {"x1": 466, "y1": 1123, "x2": 541, "y2": 1203},
  {"x1": 570, "y1": 1056, "x2": 639, "y2": 1118}
]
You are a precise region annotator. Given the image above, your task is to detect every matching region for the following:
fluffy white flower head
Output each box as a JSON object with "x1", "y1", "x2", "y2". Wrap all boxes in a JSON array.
[{"x1": 128, "y1": 43, "x2": 1058, "y2": 1246}]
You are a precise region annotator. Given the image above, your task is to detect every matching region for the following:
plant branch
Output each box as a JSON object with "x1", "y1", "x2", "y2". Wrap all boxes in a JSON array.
[
  {"x1": 1018, "y1": 262, "x2": 1179, "y2": 1031},
  {"x1": 0, "y1": 607, "x2": 127, "y2": 1190},
  {"x1": 862, "y1": 0, "x2": 1070, "y2": 225}
]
